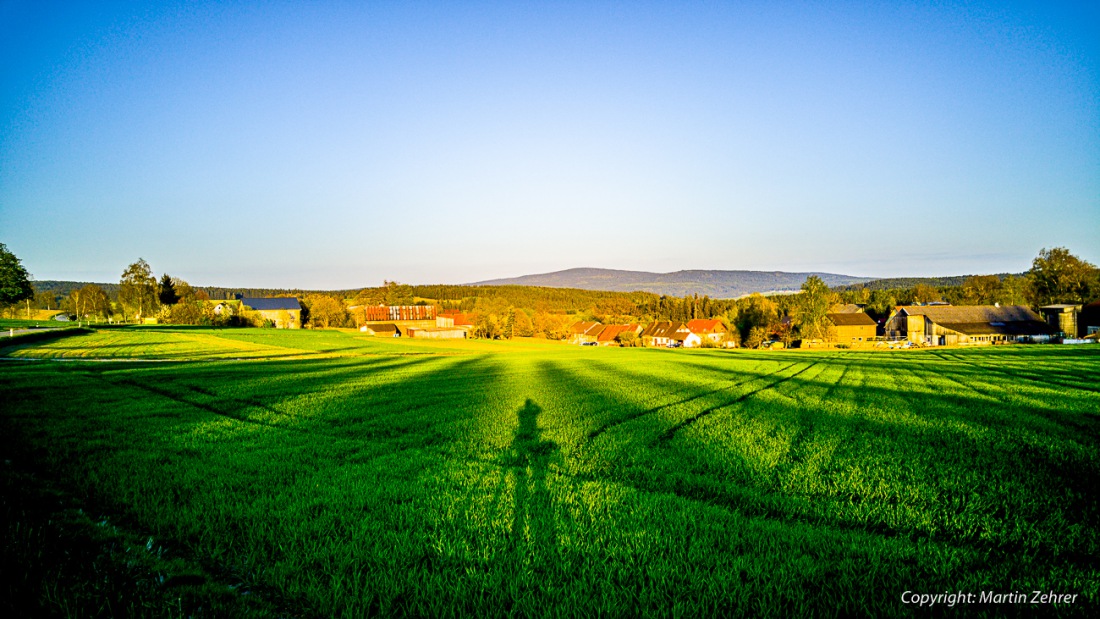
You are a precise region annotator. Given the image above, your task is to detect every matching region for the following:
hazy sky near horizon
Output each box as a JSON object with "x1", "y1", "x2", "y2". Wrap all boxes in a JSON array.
[{"x1": 2, "y1": 1, "x2": 1097, "y2": 289}]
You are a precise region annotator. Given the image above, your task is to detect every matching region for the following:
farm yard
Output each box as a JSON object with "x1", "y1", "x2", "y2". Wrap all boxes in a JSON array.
[{"x1": 1, "y1": 327, "x2": 1098, "y2": 616}]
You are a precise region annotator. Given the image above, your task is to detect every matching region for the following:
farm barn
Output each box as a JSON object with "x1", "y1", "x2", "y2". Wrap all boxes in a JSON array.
[
  {"x1": 407, "y1": 326, "x2": 467, "y2": 339},
  {"x1": 239, "y1": 297, "x2": 301, "y2": 329},
  {"x1": 356, "y1": 305, "x2": 435, "y2": 321},
  {"x1": 826, "y1": 312, "x2": 877, "y2": 342},
  {"x1": 437, "y1": 312, "x2": 476, "y2": 328},
  {"x1": 1039, "y1": 304, "x2": 1081, "y2": 337},
  {"x1": 884, "y1": 305, "x2": 1052, "y2": 345}
]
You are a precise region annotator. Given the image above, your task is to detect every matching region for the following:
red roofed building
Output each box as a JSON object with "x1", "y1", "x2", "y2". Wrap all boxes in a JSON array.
[
  {"x1": 641, "y1": 321, "x2": 699, "y2": 347},
  {"x1": 569, "y1": 321, "x2": 604, "y2": 344},
  {"x1": 685, "y1": 319, "x2": 728, "y2": 344},
  {"x1": 595, "y1": 324, "x2": 642, "y2": 346}
]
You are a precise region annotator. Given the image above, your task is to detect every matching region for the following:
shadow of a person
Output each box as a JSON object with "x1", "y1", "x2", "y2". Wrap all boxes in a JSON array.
[{"x1": 510, "y1": 399, "x2": 559, "y2": 572}]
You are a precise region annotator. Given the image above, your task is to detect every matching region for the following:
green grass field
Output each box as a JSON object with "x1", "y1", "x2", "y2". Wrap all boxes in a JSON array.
[
  {"x1": 2, "y1": 327, "x2": 1098, "y2": 617},
  {"x1": 0, "y1": 318, "x2": 67, "y2": 330}
]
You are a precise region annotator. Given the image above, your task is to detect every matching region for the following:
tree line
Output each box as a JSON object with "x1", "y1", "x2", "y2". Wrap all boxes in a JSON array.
[{"x1": 3, "y1": 245, "x2": 1097, "y2": 346}]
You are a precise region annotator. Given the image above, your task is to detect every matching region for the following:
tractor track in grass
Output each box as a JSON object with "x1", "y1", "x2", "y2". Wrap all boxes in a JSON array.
[
  {"x1": 778, "y1": 356, "x2": 855, "y2": 470},
  {"x1": 654, "y1": 361, "x2": 821, "y2": 446},
  {"x1": 109, "y1": 377, "x2": 328, "y2": 437},
  {"x1": 909, "y1": 359, "x2": 1008, "y2": 405},
  {"x1": 83, "y1": 371, "x2": 477, "y2": 468},
  {"x1": 916, "y1": 358, "x2": 1100, "y2": 434},
  {"x1": 933, "y1": 352, "x2": 1100, "y2": 394},
  {"x1": 583, "y1": 363, "x2": 798, "y2": 442},
  {"x1": 94, "y1": 374, "x2": 435, "y2": 447}
]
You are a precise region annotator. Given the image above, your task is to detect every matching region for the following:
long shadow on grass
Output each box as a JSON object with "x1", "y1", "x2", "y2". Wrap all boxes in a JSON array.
[
  {"x1": 519, "y1": 353, "x2": 1098, "y2": 559},
  {"x1": 531, "y1": 356, "x2": 799, "y2": 447},
  {"x1": 507, "y1": 399, "x2": 558, "y2": 571},
  {"x1": 70, "y1": 354, "x2": 473, "y2": 462}
]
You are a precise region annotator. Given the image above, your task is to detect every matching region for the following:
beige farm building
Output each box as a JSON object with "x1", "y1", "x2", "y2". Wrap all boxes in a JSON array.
[
  {"x1": 884, "y1": 305, "x2": 1052, "y2": 346},
  {"x1": 825, "y1": 312, "x2": 877, "y2": 342},
  {"x1": 239, "y1": 297, "x2": 301, "y2": 329},
  {"x1": 406, "y1": 322, "x2": 468, "y2": 339}
]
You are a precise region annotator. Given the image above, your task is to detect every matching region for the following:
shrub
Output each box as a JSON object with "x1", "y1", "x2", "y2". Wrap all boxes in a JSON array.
[{"x1": 616, "y1": 331, "x2": 638, "y2": 347}]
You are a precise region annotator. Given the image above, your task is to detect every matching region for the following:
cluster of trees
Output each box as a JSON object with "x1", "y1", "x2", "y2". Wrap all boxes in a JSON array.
[
  {"x1": 834, "y1": 247, "x2": 1098, "y2": 322},
  {"x1": 0, "y1": 243, "x2": 35, "y2": 317},
  {"x1": 0, "y1": 252, "x2": 256, "y2": 326},
  {"x1": 302, "y1": 294, "x2": 345, "y2": 329},
  {"x1": 467, "y1": 299, "x2": 573, "y2": 340},
  {"x1": 1026, "y1": 247, "x2": 1098, "y2": 306}
]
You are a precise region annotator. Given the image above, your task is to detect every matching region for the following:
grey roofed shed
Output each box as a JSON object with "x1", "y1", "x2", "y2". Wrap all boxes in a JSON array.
[{"x1": 240, "y1": 297, "x2": 302, "y2": 311}]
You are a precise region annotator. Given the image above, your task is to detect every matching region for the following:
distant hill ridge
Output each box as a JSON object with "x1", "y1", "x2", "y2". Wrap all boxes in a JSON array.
[
  {"x1": 33, "y1": 270, "x2": 1023, "y2": 302},
  {"x1": 471, "y1": 268, "x2": 876, "y2": 298}
]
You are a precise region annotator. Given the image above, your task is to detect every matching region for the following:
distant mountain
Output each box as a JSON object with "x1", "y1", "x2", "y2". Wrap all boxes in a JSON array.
[{"x1": 470, "y1": 268, "x2": 876, "y2": 299}]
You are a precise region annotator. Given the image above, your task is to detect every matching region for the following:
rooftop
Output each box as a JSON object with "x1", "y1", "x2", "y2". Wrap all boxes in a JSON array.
[
  {"x1": 240, "y1": 297, "x2": 301, "y2": 311},
  {"x1": 826, "y1": 312, "x2": 877, "y2": 326}
]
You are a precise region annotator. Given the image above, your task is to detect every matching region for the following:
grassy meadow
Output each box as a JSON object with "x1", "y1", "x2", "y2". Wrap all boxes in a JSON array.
[
  {"x1": 1, "y1": 327, "x2": 1098, "y2": 616},
  {"x1": 0, "y1": 316, "x2": 66, "y2": 330}
]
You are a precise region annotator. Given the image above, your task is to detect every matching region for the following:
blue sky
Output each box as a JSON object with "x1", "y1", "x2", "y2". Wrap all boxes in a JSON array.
[{"x1": 1, "y1": 1, "x2": 1097, "y2": 288}]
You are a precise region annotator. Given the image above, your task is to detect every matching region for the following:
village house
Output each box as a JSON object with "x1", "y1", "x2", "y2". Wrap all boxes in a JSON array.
[
  {"x1": 207, "y1": 299, "x2": 240, "y2": 316},
  {"x1": 685, "y1": 319, "x2": 727, "y2": 344},
  {"x1": 641, "y1": 321, "x2": 699, "y2": 347},
  {"x1": 825, "y1": 312, "x2": 877, "y2": 343},
  {"x1": 239, "y1": 297, "x2": 301, "y2": 329},
  {"x1": 595, "y1": 324, "x2": 642, "y2": 346},
  {"x1": 569, "y1": 321, "x2": 604, "y2": 344},
  {"x1": 883, "y1": 305, "x2": 1052, "y2": 346}
]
